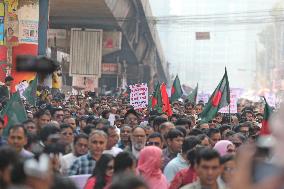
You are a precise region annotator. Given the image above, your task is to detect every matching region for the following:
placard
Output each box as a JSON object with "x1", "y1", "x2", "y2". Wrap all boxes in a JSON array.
[
  {"x1": 264, "y1": 92, "x2": 276, "y2": 107},
  {"x1": 197, "y1": 93, "x2": 210, "y2": 104},
  {"x1": 129, "y1": 83, "x2": 148, "y2": 110},
  {"x1": 219, "y1": 88, "x2": 242, "y2": 113}
]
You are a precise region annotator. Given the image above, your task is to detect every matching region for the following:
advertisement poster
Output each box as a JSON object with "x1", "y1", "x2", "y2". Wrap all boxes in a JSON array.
[
  {"x1": 6, "y1": 20, "x2": 19, "y2": 46},
  {"x1": 129, "y1": 83, "x2": 148, "y2": 110},
  {"x1": 0, "y1": 17, "x2": 4, "y2": 45},
  {"x1": 6, "y1": 0, "x2": 18, "y2": 19},
  {"x1": 0, "y1": 2, "x2": 4, "y2": 17},
  {"x1": 19, "y1": 20, "x2": 38, "y2": 44}
]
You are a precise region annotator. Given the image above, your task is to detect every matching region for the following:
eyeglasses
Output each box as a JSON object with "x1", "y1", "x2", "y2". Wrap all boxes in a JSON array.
[{"x1": 147, "y1": 141, "x2": 160, "y2": 146}]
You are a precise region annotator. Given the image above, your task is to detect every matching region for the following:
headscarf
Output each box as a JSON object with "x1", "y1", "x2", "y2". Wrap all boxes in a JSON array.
[
  {"x1": 213, "y1": 140, "x2": 234, "y2": 157},
  {"x1": 137, "y1": 146, "x2": 168, "y2": 189}
]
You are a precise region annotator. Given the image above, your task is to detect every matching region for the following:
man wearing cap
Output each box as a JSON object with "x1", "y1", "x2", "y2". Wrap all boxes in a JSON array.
[
  {"x1": 0, "y1": 76, "x2": 13, "y2": 106},
  {"x1": 124, "y1": 109, "x2": 139, "y2": 128}
]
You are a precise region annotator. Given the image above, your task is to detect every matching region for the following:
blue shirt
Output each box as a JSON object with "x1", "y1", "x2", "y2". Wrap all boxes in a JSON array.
[
  {"x1": 164, "y1": 153, "x2": 189, "y2": 182},
  {"x1": 68, "y1": 152, "x2": 96, "y2": 176}
]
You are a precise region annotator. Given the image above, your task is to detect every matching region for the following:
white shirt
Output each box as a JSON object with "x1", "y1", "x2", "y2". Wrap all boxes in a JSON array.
[
  {"x1": 103, "y1": 146, "x2": 123, "y2": 157},
  {"x1": 60, "y1": 153, "x2": 77, "y2": 175},
  {"x1": 108, "y1": 113, "x2": 116, "y2": 126},
  {"x1": 132, "y1": 146, "x2": 141, "y2": 159}
]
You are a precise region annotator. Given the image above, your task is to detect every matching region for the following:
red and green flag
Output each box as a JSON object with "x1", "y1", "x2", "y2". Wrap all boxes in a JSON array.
[
  {"x1": 23, "y1": 75, "x2": 38, "y2": 106},
  {"x1": 200, "y1": 68, "x2": 230, "y2": 122},
  {"x1": 260, "y1": 97, "x2": 273, "y2": 135},
  {"x1": 150, "y1": 82, "x2": 163, "y2": 113},
  {"x1": 188, "y1": 83, "x2": 198, "y2": 104},
  {"x1": 0, "y1": 91, "x2": 27, "y2": 137},
  {"x1": 171, "y1": 75, "x2": 183, "y2": 103},
  {"x1": 161, "y1": 83, "x2": 173, "y2": 116}
]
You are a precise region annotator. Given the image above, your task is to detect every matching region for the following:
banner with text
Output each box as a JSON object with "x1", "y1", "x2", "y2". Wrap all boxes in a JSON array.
[
  {"x1": 129, "y1": 83, "x2": 148, "y2": 110},
  {"x1": 219, "y1": 88, "x2": 243, "y2": 113}
]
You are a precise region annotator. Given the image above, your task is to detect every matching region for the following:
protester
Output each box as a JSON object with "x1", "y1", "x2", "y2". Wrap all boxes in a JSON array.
[
  {"x1": 37, "y1": 124, "x2": 60, "y2": 151},
  {"x1": 103, "y1": 125, "x2": 123, "y2": 156},
  {"x1": 152, "y1": 116, "x2": 168, "y2": 132},
  {"x1": 197, "y1": 134, "x2": 210, "y2": 147},
  {"x1": 124, "y1": 109, "x2": 139, "y2": 128},
  {"x1": 0, "y1": 146, "x2": 19, "y2": 189},
  {"x1": 164, "y1": 136, "x2": 200, "y2": 182},
  {"x1": 126, "y1": 126, "x2": 147, "y2": 159},
  {"x1": 113, "y1": 151, "x2": 136, "y2": 175},
  {"x1": 163, "y1": 128, "x2": 184, "y2": 168},
  {"x1": 146, "y1": 132, "x2": 163, "y2": 149},
  {"x1": 60, "y1": 133, "x2": 88, "y2": 175},
  {"x1": 63, "y1": 117, "x2": 77, "y2": 130},
  {"x1": 218, "y1": 154, "x2": 236, "y2": 188},
  {"x1": 60, "y1": 123, "x2": 74, "y2": 154},
  {"x1": 68, "y1": 130, "x2": 107, "y2": 175},
  {"x1": 7, "y1": 125, "x2": 34, "y2": 159},
  {"x1": 180, "y1": 148, "x2": 224, "y2": 189},
  {"x1": 137, "y1": 146, "x2": 168, "y2": 189},
  {"x1": 0, "y1": 76, "x2": 13, "y2": 106},
  {"x1": 23, "y1": 119, "x2": 37, "y2": 135},
  {"x1": 84, "y1": 154, "x2": 114, "y2": 189},
  {"x1": 34, "y1": 110, "x2": 51, "y2": 130},
  {"x1": 118, "y1": 125, "x2": 131, "y2": 149},
  {"x1": 213, "y1": 140, "x2": 236, "y2": 157},
  {"x1": 0, "y1": 117, "x2": 6, "y2": 146},
  {"x1": 169, "y1": 147, "x2": 200, "y2": 189},
  {"x1": 207, "y1": 128, "x2": 222, "y2": 147}
]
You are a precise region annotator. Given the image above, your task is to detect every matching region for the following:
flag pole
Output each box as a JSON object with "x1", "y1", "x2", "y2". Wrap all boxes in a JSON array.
[{"x1": 229, "y1": 103, "x2": 232, "y2": 124}]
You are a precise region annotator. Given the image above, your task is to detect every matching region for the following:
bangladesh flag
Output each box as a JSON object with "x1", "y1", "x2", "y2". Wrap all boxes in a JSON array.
[
  {"x1": 200, "y1": 68, "x2": 230, "y2": 122},
  {"x1": 260, "y1": 97, "x2": 273, "y2": 135},
  {"x1": 188, "y1": 83, "x2": 198, "y2": 104},
  {"x1": 161, "y1": 83, "x2": 173, "y2": 116},
  {"x1": 0, "y1": 91, "x2": 27, "y2": 137},
  {"x1": 150, "y1": 82, "x2": 163, "y2": 113},
  {"x1": 23, "y1": 75, "x2": 38, "y2": 106},
  {"x1": 171, "y1": 75, "x2": 183, "y2": 103}
]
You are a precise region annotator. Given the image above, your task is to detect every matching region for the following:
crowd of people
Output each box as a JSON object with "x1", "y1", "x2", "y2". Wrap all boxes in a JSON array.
[{"x1": 0, "y1": 86, "x2": 283, "y2": 189}]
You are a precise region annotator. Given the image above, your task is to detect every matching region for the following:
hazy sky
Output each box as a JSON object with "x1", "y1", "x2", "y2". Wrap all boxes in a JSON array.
[{"x1": 150, "y1": 0, "x2": 280, "y2": 92}]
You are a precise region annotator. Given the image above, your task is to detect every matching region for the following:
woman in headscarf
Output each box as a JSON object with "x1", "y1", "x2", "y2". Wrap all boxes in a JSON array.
[
  {"x1": 213, "y1": 140, "x2": 236, "y2": 157},
  {"x1": 137, "y1": 146, "x2": 168, "y2": 189}
]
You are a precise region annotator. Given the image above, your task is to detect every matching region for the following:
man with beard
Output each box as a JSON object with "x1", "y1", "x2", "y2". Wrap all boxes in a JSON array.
[{"x1": 125, "y1": 126, "x2": 147, "y2": 159}]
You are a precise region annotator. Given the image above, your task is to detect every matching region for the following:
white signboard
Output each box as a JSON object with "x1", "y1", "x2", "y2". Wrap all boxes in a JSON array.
[
  {"x1": 219, "y1": 88, "x2": 242, "y2": 113},
  {"x1": 264, "y1": 92, "x2": 276, "y2": 107},
  {"x1": 129, "y1": 83, "x2": 148, "y2": 110},
  {"x1": 16, "y1": 80, "x2": 29, "y2": 98},
  {"x1": 197, "y1": 93, "x2": 210, "y2": 104}
]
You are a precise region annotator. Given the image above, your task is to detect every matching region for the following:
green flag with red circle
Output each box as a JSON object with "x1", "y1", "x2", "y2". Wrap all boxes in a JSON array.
[
  {"x1": 0, "y1": 91, "x2": 27, "y2": 137},
  {"x1": 200, "y1": 68, "x2": 230, "y2": 122},
  {"x1": 171, "y1": 75, "x2": 183, "y2": 103}
]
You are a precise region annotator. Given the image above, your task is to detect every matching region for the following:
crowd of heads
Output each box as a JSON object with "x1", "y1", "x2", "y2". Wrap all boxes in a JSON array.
[{"x1": 0, "y1": 91, "x2": 280, "y2": 189}]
